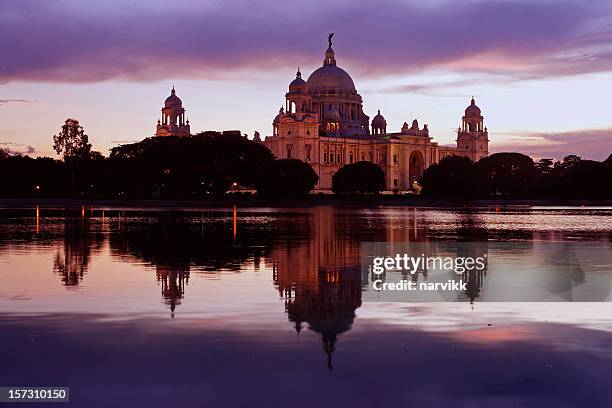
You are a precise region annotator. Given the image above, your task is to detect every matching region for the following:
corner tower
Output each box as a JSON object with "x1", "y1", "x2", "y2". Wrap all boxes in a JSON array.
[
  {"x1": 155, "y1": 87, "x2": 191, "y2": 137},
  {"x1": 267, "y1": 70, "x2": 320, "y2": 162},
  {"x1": 456, "y1": 97, "x2": 489, "y2": 162},
  {"x1": 285, "y1": 68, "x2": 312, "y2": 115}
]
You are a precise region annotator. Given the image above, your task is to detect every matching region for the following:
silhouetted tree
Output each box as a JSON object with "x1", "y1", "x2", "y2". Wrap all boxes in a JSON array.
[
  {"x1": 475, "y1": 153, "x2": 535, "y2": 197},
  {"x1": 535, "y1": 158, "x2": 554, "y2": 175},
  {"x1": 421, "y1": 156, "x2": 476, "y2": 199},
  {"x1": 563, "y1": 160, "x2": 612, "y2": 199},
  {"x1": 257, "y1": 159, "x2": 319, "y2": 196},
  {"x1": 53, "y1": 118, "x2": 93, "y2": 194},
  {"x1": 88, "y1": 151, "x2": 105, "y2": 161},
  {"x1": 108, "y1": 133, "x2": 275, "y2": 198},
  {"x1": 53, "y1": 119, "x2": 91, "y2": 160},
  {"x1": 555, "y1": 155, "x2": 582, "y2": 172},
  {"x1": 0, "y1": 156, "x2": 66, "y2": 197},
  {"x1": 332, "y1": 161, "x2": 385, "y2": 194}
]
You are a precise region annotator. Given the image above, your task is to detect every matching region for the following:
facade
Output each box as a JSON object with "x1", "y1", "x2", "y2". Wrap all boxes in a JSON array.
[
  {"x1": 262, "y1": 36, "x2": 489, "y2": 192},
  {"x1": 155, "y1": 86, "x2": 191, "y2": 137}
]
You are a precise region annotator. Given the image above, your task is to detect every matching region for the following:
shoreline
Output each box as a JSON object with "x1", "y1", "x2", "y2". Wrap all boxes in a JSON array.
[{"x1": 1, "y1": 197, "x2": 612, "y2": 209}]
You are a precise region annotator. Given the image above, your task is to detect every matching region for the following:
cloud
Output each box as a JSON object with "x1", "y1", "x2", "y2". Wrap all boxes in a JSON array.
[
  {"x1": 380, "y1": 80, "x2": 472, "y2": 95},
  {"x1": 0, "y1": 141, "x2": 36, "y2": 156},
  {"x1": 491, "y1": 128, "x2": 612, "y2": 161},
  {"x1": 0, "y1": 99, "x2": 37, "y2": 106},
  {"x1": 1, "y1": 0, "x2": 611, "y2": 83},
  {"x1": 378, "y1": 74, "x2": 542, "y2": 95}
]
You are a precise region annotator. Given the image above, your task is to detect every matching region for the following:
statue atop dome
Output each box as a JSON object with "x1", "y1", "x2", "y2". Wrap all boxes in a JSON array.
[{"x1": 328, "y1": 32, "x2": 334, "y2": 48}]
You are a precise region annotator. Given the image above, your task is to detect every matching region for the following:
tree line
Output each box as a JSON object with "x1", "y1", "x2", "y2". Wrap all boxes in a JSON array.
[
  {"x1": 0, "y1": 119, "x2": 318, "y2": 198},
  {"x1": 1, "y1": 118, "x2": 611, "y2": 200},
  {"x1": 420, "y1": 153, "x2": 612, "y2": 200}
]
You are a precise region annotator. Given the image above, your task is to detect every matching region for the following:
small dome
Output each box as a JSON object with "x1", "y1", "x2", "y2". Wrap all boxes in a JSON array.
[
  {"x1": 273, "y1": 107, "x2": 285, "y2": 124},
  {"x1": 465, "y1": 97, "x2": 481, "y2": 116},
  {"x1": 289, "y1": 68, "x2": 307, "y2": 92},
  {"x1": 289, "y1": 77, "x2": 307, "y2": 90},
  {"x1": 164, "y1": 87, "x2": 182, "y2": 109},
  {"x1": 371, "y1": 109, "x2": 386, "y2": 126}
]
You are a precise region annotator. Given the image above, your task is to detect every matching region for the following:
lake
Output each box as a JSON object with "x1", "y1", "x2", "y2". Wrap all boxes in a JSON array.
[{"x1": 1, "y1": 206, "x2": 612, "y2": 407}]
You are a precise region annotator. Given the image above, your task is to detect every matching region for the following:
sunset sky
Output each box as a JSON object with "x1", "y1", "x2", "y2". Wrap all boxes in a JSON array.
[{"x1": 1, "y1": 0, "x2": 612, "y2": 160}]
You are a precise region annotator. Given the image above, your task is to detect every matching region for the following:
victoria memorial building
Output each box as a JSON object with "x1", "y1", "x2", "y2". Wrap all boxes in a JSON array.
[
  {"x1": 155, "y1": 35, "x2": 489, "y2": 193},
  {"x1": 261, "y1": 35, "x2": 489, "y2": 192}
]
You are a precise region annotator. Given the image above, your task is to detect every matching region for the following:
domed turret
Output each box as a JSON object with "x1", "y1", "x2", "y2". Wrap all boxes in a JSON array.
[
  {"x1": 164, "y1": 86, "x2": 182, "y2": 109},
  {"x1": 462, "y1": 97, "x2": 484, "y2": 132},
  {"x1": 458, "y1": 96, "x2": 489, "y2": 162},
  {"x1": 286, "y1": 68, "x2": 313, "y2": 114},
  {"x1": 465, "y1": 97, "x2": 481, "y2": 117},
  {"x1": 371, "y1": 109, "x2": 387, "y2": 135},
  {"x1": 289, "y1": 68, "x2": 308, "y2": 93},
  {"x1": 156, "y1": 86, "x2": 190, "y2": 137},
  {"x1": 371, "y1": 110, "x2": 386, "y2": 126}
]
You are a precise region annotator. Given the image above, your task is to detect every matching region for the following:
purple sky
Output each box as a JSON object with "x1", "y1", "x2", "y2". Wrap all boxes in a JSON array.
[{"x1": 2, "y1": 0, "x2": 612, "y2": 159}]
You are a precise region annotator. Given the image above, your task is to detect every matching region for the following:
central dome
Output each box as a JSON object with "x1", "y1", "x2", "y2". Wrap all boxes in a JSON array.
[{"x1": 307, "y1": 65, "x2": 356, "y2": 94}]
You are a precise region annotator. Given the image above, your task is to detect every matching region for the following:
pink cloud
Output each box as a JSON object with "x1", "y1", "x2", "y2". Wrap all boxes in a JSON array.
[
  {"x1": 1, "y1": 0, "x2": 611, "y2": 83},
  {"x1": 491, "y1": 128, "x2": 612, "y2": 161},
  {"x1": 0, "y1": 141, "x2": 36, "y2": 155}
]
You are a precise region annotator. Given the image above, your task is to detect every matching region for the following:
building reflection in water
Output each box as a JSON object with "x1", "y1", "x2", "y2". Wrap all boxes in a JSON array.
[
  {"x1": 455, "y1": 212, "x2": 490, "y2": 303},
  {"x1": 272, "y1": 208, "x2": 364, "y2": 369},
  {"x1": 53, "y1": 212, "x2": 103, "y2": 288},
  {"x1": 156, "y1": 264, "x2": 190, "y2": 318},
  {"x1": 267, "y1": 207, "x2": 496, "y2": 367},
  {"x1": 109, "y1": 213, "x2": 200, "y2": 316},
  {"x1": 108, "y1": 210, "x2": 277, "y2": 316},
  {"x1": 36, "y1": 207, "x2": 493, "y2": 340}
]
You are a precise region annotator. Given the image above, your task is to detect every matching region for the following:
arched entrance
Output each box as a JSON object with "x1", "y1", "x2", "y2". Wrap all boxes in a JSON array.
[{"x1": 408, "y1": 151, "x2": 425, "y2": 185}]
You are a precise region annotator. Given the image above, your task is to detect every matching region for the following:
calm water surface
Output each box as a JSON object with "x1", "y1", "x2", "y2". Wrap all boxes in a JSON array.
[{"x1": 1, "y1": 206, "x2": 612, "y2": 407}]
